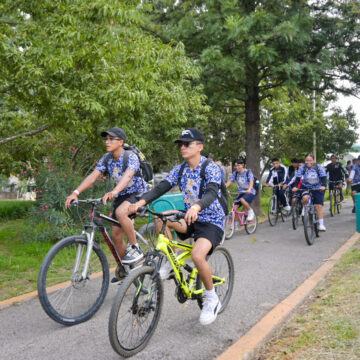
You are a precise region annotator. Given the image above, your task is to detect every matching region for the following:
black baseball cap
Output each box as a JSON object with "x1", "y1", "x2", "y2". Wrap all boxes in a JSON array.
[
  {"x1": 101, "y1": 127, "x2": 126, "y2": 141},
  {"x1": 174, "y1": 128, "x2": 205, "y2": 144},
  {"x1": 357, "y1": 155, "x2": 360, "y2": 160}
]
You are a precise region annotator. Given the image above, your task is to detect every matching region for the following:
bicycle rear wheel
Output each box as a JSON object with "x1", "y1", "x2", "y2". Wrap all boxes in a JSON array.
[
  {"x1": 196, "y1": 247, "x2": 234, "y2": 314},
  {"x1": 303, "y1": 207, "x2": 315, "y2": 246},
  {"x1": 245, "y1": 214, "x2": 257, "y2": 234},
  {"x1": 37, "y1": 235, "x2": 109, "y2": 325},
  {"x1": 267, "y1": 196, "x2": 278, "y2": 226},
  {"x1": 224, "y1": 211, "x2": 235, "y2": 239},
  {"x1": 109, "y1": 265, "x2": 163, "y2": 358}
]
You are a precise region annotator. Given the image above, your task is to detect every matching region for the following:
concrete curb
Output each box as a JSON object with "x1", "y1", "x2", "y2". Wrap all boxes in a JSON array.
[{"x1": 217, "y1": 231, "x2": 360, "y2": 360}]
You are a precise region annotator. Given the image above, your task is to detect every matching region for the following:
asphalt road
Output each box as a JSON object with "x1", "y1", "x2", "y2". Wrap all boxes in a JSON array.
[{"x1": 0, "y1": 200, "x2": 357, "y2": 360}]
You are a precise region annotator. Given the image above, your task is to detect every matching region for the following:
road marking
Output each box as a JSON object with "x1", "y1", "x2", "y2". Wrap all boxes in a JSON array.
[
  {"x1": 217, "y1": 231, "x2": 360, "y2": 360},
  {"x1": 0, "y1": 266, "x2": 116, "y2": 310}
]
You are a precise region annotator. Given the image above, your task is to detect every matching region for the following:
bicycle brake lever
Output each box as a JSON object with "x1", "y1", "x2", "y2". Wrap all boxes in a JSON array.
[{"x1": 138, "y1": 206, "x2": 147, "y2": 216}]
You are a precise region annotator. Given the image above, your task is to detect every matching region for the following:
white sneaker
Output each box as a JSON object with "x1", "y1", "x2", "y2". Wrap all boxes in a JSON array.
[
  {"x1": 318, "y1": 224, "x2": 326, "y2": 231},
  {"x1": 247, "y1": 209, "x2": 255, "y2": 221},
  {"x1": 159, "y1": 260, "x2": 173, "y2": 280},
  {"x1": 284, "y1": 205, "x2": 291, "y2": 212},
  {"x1": 301, "y1": 207, "x2": 305, "y2": 216},
  {"x1": 199, "y1": 295, "x2": 221, "y2": 326}
]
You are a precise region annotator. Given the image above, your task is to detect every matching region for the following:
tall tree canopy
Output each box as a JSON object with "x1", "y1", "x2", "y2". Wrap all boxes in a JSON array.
[
  {"x1": 145, "y1": 0, "x2": 360, "y2": 211},
  {"x1": 0, "y1": 0, "x2": 208, "y2": 174}
]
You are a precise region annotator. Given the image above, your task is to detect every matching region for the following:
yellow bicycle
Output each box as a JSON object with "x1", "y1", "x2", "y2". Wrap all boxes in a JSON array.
[{"x1": 108, "y1": 207, "x2": 234, "y2": 358}]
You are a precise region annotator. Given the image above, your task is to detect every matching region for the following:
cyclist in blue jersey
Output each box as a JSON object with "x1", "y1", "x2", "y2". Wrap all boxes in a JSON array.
[
  {"x1": 226, "y1": 158, "x2": 256, "y2": 221},
  {"x1": 129, "y1": 128, "x2": 224, "y2": 326},
  {"x1": 65, "y1": 127, "x2": 146, "y2": 283},
  {"x1": 349, "y1": 155, "x2": 360, "y2": 213},
  {"x1": 292, "y1": 154, "x2": 327, "y2": 231},
  {"x1": 345, "y1": 160, "x2": 352, "y2": 195},
  {"x1": 266, "y1": 158, "x2": 291, "y2": 211}
]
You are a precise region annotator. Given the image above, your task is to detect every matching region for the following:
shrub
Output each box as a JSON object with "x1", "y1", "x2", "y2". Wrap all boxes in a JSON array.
[{"x1": 0, "y1": 201, "x2": 35, "y2": 221}]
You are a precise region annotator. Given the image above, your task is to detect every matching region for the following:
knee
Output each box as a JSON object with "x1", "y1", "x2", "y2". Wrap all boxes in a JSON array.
[{"x1": 192, "y1": 250, "x2": 206, "y2": 265}]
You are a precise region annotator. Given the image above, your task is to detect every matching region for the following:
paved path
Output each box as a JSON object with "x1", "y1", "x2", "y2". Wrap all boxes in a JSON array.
[{"x1": 0, "y1": 200, "x2": 356, "y2": 360}]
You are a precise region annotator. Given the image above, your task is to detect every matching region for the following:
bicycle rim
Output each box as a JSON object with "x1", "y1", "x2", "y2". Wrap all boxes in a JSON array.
[
  {"x1": 37, "y1": 236, "x2": 109, "y2": 325},
  {"x1": 303, "y1": 208, "x2": 315, "y2": 246},
  {"x1": 245, "y1": 215, "x2": 257, "y2": 234},
  {"x1": 109, "y1": 266, "x2": 163, "y2": 358},
  {"x1": 196, "y1": 247, "x2": 234, "y2": 314},
  {"x1": 267, "y1": 196, "x2": 278, "y2": 226},
  {"x1": 336, "y1": 192, "x2": 342, "y2": 214},
  {"x1": 225, "y1": 212, "x2": 235, "y2": 239}
]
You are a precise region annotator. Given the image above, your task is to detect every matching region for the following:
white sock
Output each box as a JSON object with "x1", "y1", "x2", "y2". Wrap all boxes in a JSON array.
[
  {"x1": 205, "y1": 288, "x2": 217, "y2": 300},
  {"x1": 132, "y1": 243, "x2": 140, "y2": 249},
  {"x1": 319, "y1": 219, "x2": 324, "y2": 226}
]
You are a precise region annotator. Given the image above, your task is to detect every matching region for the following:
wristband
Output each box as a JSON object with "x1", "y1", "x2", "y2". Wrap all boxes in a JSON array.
[
  {"x1": 191, "y1": 205, "x2": 201, "y2": 213},
  {"x1": 73, "y1": 189, "x2": 80, "y2": 195}
]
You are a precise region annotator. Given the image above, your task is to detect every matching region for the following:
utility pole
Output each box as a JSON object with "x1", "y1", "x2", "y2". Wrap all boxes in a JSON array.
[{"x1": 313, "y1": 88, "x2": 317, "y2": 162}]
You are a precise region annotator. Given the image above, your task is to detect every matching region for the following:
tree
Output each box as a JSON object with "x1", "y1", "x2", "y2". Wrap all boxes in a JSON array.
[
  {"x1": 0, "y1": 0, "x2": 208, "y2": 174},
  {"x1": 145, "y1": 0, "x2": 360, "y2": 213}
]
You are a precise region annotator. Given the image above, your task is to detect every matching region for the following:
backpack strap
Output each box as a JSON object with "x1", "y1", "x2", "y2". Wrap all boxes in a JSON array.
[
  {"x1": 177, "y1": 162, "x2": 187, "y2": 189},
  {"x1": 199, "y1": 159, "x2": 211, "y2": 198}
]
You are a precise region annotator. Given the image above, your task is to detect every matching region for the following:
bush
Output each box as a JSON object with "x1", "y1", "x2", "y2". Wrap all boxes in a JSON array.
[
  {"x1": 0, "y1": 201, "x2": 35, "y2": 220},
  {"x1": 20, "y1": 141, "x2": 107, "y2": 242}
]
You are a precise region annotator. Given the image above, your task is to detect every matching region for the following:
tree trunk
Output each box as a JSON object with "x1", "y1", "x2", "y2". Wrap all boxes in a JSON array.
[{"x1": 245, "y1": 84, "x2": 264, "y2": 215}]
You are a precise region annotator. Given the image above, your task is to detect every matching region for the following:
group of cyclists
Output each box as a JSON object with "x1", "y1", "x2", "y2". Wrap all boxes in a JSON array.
[{"x1": 65, "y1": 125, "x2": 359, "y2": 327}]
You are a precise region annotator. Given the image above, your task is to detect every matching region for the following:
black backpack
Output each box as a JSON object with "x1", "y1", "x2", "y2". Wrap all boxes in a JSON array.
[
  {"x1": 234, "y1": 169, "x2": 260, "y2": 195},
  {"x1": 103, "y1": 145, "x2": 153, "y2": 190},
  {"x1": 178, "y1": 159, "x2": 229, "y2": 215}
]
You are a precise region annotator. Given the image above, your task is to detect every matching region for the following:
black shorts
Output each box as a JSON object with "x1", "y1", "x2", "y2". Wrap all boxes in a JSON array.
[
  {"x1": 351, "y1": 184, "x2": 360, "y2": 193},
  {"x1": 112, "y1": 193, "x2": 140, "y2": 220},
  {"x1": 176, "y1": 221, "x2": 224, "y2": 255}
]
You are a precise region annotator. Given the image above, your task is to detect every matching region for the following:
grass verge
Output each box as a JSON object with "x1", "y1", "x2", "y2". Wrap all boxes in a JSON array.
[{"x1": 258, "y1": 240, "x2": 360, "y2": 360}]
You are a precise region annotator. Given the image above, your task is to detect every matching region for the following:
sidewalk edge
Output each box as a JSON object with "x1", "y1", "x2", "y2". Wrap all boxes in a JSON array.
[{"x1": 217, "y1": 231, "x2": 360, "y2": 360}]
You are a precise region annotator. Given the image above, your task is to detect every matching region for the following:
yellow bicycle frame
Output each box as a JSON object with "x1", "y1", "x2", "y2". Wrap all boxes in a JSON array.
[{"x1": 155, "y1": 234, "x2": 226, "y2": 299}]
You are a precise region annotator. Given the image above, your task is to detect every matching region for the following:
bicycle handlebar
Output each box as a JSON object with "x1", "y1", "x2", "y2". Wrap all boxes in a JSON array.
[
  {"x1": 137, "y1": 207, "x2": 186, "y2": 221},
  {"x1": 70, "y1": 198, "x2": 103, "y2": 207}
]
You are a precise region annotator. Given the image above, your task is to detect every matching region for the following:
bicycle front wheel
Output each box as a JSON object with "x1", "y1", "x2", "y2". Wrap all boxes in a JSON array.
[
  {"x1": 109, "y1": 265, "x2": 163, "y2": 358},
  {"x1": 303, "y1": 207, "x2": 315, "y2": 246},
  {"x1": 224, "y1": 212, "x2": 235, "y2": 239},
  {"x1": 245, "y1": 214, "x2": 257, "y2": 234},
  {"x1": 336, "y1": 191, "x2": 342, "y2": 214},
  {"x1": 329, "y1": 191, "x2": 334, "y2": 217},
  {"x1": 37, "y1": 235, "x2": 109, "y2": 325},
  {"x1": 196, "y1": 247, "x2": 234, "y2": 314},
  {"x1": 292, "y1": 203, "x2": 299, "y2": 230},
  {"x1": 267, "y1": 196, "x2": 278, "y2": 226}
]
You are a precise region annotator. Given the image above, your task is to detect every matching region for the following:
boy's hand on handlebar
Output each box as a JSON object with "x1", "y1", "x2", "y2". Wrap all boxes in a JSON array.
[
  {"x1": 265, "y1": 183, "x2": 270, "y2": 187},
  {"x1": 319, "y1": 186, "x2": 326, "y2": 191},
  {"x1": 283, "y1": 184, "x2": 288, "y2": 190},
  {"x1": 185, "y1": 205, "x2": 200, "y2": 225},
  {"x1": 102, "y1": 191, "x2": 118, "y2": 205},
  {"x1": 292, "y1": 187, "x2": 298, "y2": 192},
  {"x1": 65, "y1": 193, "x2": 78, "y2": 208}
]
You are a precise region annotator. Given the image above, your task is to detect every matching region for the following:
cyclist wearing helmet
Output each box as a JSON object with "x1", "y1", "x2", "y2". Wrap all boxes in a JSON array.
[
  {"x1": 292, "y1": 154, "x2": 327, "y2": 231},
  {"x1": 226, "y1": 158, "x2": 256, "y2": 221}
]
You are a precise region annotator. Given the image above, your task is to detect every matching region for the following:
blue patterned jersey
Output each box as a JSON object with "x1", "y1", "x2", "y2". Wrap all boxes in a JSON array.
[
  {"x1": 229, "y1": 170, "x2": 256, "y2": 195},
  {"x1": 350, "y1": 164, "x2": 360, "y2": 184},
  {"x1": 164, "y1": 156, "x2": 225, "y2": 230},
  {"x1": 296, "y1": 164, "x2": 327, "y2": 190},
  {"x1": 96, "y1": 152, "x2": 146, "y2": 195}
]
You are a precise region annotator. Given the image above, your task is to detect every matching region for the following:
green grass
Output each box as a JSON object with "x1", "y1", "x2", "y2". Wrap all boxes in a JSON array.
[
  {"x1": 0, "y1": 200, "x2": 35, "y2": 221},
  {"x1": 259, "y1": 241, "x2": 360, "y2": 360}
]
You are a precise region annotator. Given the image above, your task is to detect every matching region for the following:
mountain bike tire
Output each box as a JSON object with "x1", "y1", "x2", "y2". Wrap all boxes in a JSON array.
[
  {"x1": 196, "y1": 247, "x2": 234, "y2": 314},
  {"x1": 267, "y1": 196, "x2": 278, "y2": 226},
  {"x1": 336, "y1": 191, "x2": 342, "y2": 214},
  {"x1": 38, "y1": 235, "x2": 109, "y2": 326},
  {"x1": 329, "y1": 191, "x2": 334, "y2": 217},
  {"x1": 225, "y1": 211, "x2": 235, "y2": 239},
  {"x1": 109, "y1": 265, "x2": 163, "y2": 358},
  {"x1": 303, "y1": 207, "x2": 315, "y2": 246},
  {"x1": 245, "y1": 214, "x2": 257, "y2": 234},
  {"x1": 292, "y1": 203, "x2": 300, "y2": 230}
]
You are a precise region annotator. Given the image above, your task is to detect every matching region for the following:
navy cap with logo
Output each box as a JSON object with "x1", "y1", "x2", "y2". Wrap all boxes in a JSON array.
[
  {"x1": 101, "y1": 127, "x2": 126, "y2": 141},
  {"x1": 174, "y1": 128, "x2": 205, "y2": 144}
]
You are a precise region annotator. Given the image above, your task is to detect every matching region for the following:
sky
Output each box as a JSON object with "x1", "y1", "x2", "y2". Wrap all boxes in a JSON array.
[{"x1": 335, "y1": 93, "x2": 360, "y2": 142}]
